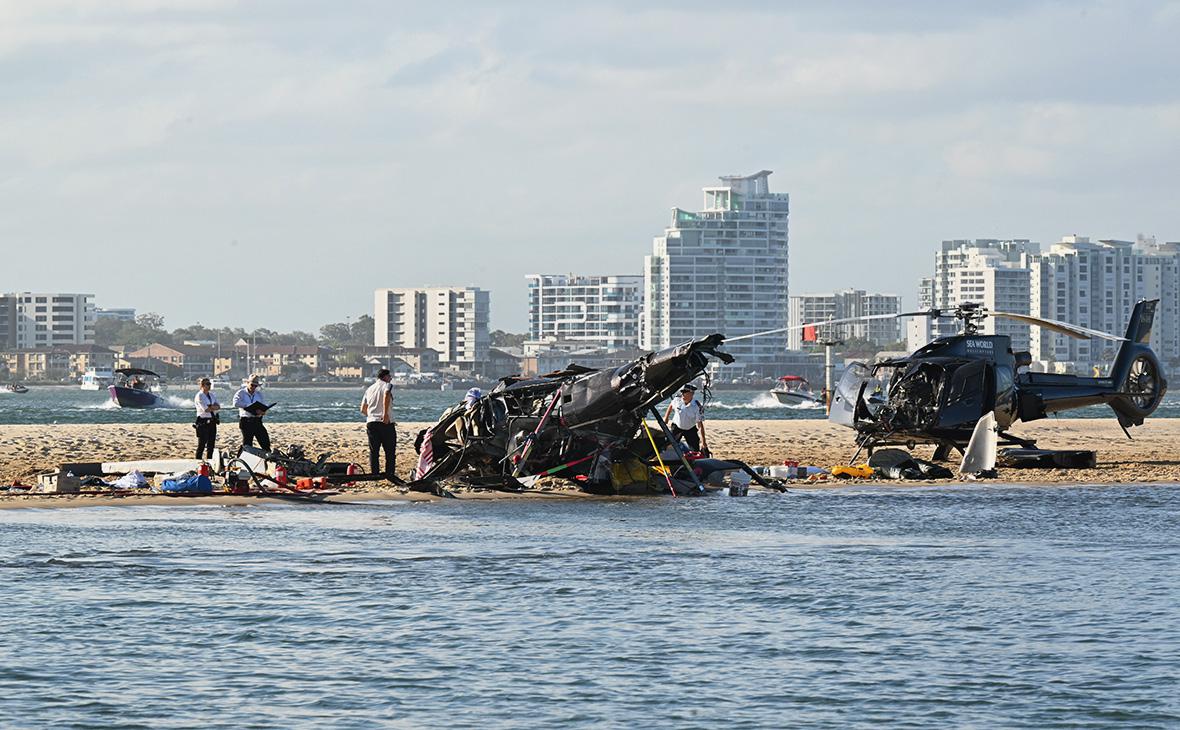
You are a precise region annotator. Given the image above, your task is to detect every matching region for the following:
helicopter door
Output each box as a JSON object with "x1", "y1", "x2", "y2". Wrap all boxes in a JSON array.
[
  {"x1": 937, "y1": 360, "x2": 989, "y2": 430},
  {"x1": 829, "y1": 362, "x2": 870, "y2": 427}
]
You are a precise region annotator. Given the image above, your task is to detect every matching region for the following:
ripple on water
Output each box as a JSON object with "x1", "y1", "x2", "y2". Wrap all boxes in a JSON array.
[{"x1": 0, "y1": 486, "x2": 1178, "y2": 727}]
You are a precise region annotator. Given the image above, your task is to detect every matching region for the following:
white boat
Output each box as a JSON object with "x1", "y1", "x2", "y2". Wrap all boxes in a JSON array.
[
  {"x1": 80, "y1": 367, "x2": 115, "y2": 391},
  {"x1": 771, "y1": 376, "x2": 824, "y2": 406},
  {"x1": 210, "y1": 377, "x2": 233, "y2": 390}
]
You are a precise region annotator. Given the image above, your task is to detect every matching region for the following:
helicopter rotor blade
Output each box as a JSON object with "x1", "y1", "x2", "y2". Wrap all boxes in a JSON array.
[
  {"x1": 990, "y1": 311, "x2": 1127, "y2": 341},
  {"x1": 895, "y1": 309, "x2": 942, "y2": 318},
  {"x1": 723, "y1": 313, "x2": 906, "y2": 342}
]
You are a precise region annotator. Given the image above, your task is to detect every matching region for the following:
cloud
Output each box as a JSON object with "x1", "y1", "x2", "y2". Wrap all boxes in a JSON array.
[{"x1": 0, "y1": 1, "x2": 1177, "y2": 331}]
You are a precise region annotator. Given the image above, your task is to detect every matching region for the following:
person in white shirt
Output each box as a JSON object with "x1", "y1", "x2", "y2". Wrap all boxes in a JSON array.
[
  {"x1": 360, "y1": 368, "x2": 398, "y2": 481},
  {"x1": 193, "y1": 377, "x2": 221, "y2": 460},
  {"x1": 232, "y1": 374, "x2": 271, "y2": 452},
  {"x1": 663, "y1": 383, "x2": 709, "y2": 454}
]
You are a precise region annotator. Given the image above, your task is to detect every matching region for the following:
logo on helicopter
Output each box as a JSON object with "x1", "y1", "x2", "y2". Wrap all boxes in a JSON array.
[{"x1": 965, "y1": 339, "x2": 994, "y2": 350}]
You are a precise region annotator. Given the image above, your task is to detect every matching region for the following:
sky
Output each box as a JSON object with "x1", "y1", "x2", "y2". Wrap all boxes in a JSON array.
[{"x1": 2, "y1": 0, "x2": 1179, "y2": 333}]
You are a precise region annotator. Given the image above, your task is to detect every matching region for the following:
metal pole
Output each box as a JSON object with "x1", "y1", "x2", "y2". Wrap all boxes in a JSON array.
[{"x1": 647, "y1": 407, "x2": 704, "y2": 494}]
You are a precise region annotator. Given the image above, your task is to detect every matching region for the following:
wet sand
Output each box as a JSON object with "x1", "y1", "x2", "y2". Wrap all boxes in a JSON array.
[{"x1": 2, "y1": 419, "x2": 1179, "y2": 507}]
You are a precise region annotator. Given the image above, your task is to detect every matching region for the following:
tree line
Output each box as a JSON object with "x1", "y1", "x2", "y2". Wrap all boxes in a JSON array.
[{"x1": 95, "y1": 313, "x2": 377, "y2": 349}]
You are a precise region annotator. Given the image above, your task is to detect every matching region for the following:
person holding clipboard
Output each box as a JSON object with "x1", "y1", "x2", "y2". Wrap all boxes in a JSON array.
[{"x1": 233, "y1": 374, "x2": 274, "y2": 452}]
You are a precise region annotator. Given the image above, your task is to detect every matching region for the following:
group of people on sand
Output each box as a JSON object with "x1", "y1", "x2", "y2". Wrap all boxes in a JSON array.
[
  {"x1": 189, "y1": 369, "x2": 710, "y2": 484},
  {"x1": 191, "y1": 368, "x2": 402, "y2": 483}
]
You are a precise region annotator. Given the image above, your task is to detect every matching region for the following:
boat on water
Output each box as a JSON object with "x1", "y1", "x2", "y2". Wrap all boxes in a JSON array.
[
  {"x1": 209, "y1": 377, "x2": 233, "y2": 390},
  {"x1": 80, "y1": 367, "x2": 115, "y2": 391},
  {"x1": 108, "y1": 368, "x2": 166, "y2": 408},
  {"x1": 770, "y1": 375, "x2": 824, "y2": 406},
  {"x1": 4, "y1": 382, "x2": 29, "y2": 394}
]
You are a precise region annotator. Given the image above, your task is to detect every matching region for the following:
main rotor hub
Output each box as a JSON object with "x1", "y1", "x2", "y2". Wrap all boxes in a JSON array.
[{"x1": 955, "y1": 303, "x2": 988, "y2": 335}]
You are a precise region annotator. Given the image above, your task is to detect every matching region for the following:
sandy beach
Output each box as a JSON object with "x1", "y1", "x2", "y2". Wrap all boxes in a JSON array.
[{"x1": 3, "y1": 418, "x2": 1179, "y2": 507}]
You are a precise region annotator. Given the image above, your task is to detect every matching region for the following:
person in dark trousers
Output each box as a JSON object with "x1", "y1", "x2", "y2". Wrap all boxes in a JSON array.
[
  {"x1": 662, "y1": 383, "x2": 709, "y2": 455},
  {"x1": 360, "y1": 368, "x2": 398, "y2": 482},
  {"x1": 193, "y1": 377, "x2": 220, "y2": 460},
  {"x1": 233, "y1": 374, "x2": 271, "y2": 452}
]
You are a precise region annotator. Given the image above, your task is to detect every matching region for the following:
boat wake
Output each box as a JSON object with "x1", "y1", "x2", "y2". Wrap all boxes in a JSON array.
[
  {"x1": 708, "y1": 393, "x2": 826, "y2": 411},
  {"x1": 709, "y1": 393, "x2": 791, "y2": 410}
]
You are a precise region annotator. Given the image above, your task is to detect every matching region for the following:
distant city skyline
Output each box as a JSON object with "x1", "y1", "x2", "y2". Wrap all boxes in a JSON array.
[{"x1": 3, "y1": 2, "x2": 1179, "y2": 332}]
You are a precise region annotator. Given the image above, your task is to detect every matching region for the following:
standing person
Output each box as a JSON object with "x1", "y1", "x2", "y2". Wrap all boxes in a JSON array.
[
  {"x1": 360, "y1": 368, "x2": 398, "y2": 482},
  {"x1": 194, "y1": 377, "x2": 221, "y2": 460},
  {"x1": 663, "y1": 384, "x2": 709, "y2": 455},
  {"x1": 233, "y1": 374, "x2": 271, "y2": 452}
]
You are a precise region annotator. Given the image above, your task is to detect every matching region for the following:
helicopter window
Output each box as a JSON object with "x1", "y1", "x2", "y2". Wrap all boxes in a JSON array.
[
  {"x1": 946, "y1": 361, "x2": 986, "y2": 404},
  {"x1": 995, "y1": 366, "x2": 1013, "y2": 396}
]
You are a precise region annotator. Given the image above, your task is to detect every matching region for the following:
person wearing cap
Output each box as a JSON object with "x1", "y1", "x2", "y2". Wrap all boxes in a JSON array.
[
  {"x1": 193, "y1": 377, "x2": 221, "y2": 460},
  {"x1": 663, "y1": 383, "x2": 709, "y2": 455},
  {"x1": 233, "y1": 374, "x2": 271, "y2": 452},
  {"x1": 360, "y1": 368, "x2": 398, "y2": 481}
]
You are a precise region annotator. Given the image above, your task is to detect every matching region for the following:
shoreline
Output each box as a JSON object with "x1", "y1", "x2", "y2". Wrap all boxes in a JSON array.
[{"x1": 4, "y1": 418, "x2": 1180, "y2": 509}]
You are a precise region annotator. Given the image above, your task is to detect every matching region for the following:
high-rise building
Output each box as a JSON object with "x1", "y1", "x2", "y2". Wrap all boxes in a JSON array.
[
  {"x1": 1028, "y1": 235, "x2": 1180, "y2": 365},
  {"x1": 525, "y1": 274, "x2": 642, "y2": 352},
  {"x1": 1, "y1": 292, "x2": 96, "y2": 349},
  {"x1": 909, "y1": 236, "x2": 1180, "y2": 369},
  {"x1": 788, "y1": 290, "x2": 901, "y2": 349},
  {"x1": 908, "y1": 240, "x2": 1036, "y2": 352},
  {"x1": 374, "y1": 287, "x2": 490, "y2": 372},
  {"x1": 643, "y1": 170, "x2": 789, "y2": 376}
]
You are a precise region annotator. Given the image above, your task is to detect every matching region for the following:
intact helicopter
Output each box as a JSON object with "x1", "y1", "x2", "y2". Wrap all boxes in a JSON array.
[{"x1": 816, "y1": 299, "x2": 1167, "y2": 460}]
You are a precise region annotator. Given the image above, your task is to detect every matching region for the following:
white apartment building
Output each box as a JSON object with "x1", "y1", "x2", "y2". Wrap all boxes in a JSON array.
[
  {"x1": 1029, "y1": 235, "x2": 1180, "y2": 366},
  {"x1": 643, "y1": 170, "x2": 789, "y2": 376},
  {"x1": 909, "y1": 235, "x2": 1180, "y2": 369},
  {"x1": 374, "y1": 287, "x2": 490, "y2": 372},
  {"x1": 907, "y1": 240, "x2": 1036, "y2": 352},
  {"x1": 525, "y1": 274, "x2": 642, "y2": 352},
  {"x1": 788, "y1": 290, "x2": 901, "y2": 349},
  {"x1": 0, "y1": 292, "x2": 96, "y2": 349}
]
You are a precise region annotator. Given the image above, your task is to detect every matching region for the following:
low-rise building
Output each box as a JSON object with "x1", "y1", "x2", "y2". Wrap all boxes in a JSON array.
[
  {"x1": 125, "y1": 343, "x2": 216, "y2": 382},
  {"x1": 0, "y1": 349, "x2": 72, "y2": 381},
  {"x1": 249, "y1": 345, "x2": 334, "y2": 378}
]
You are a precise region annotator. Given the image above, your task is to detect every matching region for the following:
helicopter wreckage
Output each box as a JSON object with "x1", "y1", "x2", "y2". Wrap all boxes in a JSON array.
[
  {"x1": 408, "y1": 300, "x2": 1168, "y2": 493},
  {"x1": 409, "y1": 334, "x2": 784, "y2": 496}
]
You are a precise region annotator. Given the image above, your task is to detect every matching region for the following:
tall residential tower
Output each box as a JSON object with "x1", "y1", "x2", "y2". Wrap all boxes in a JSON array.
[
  {"x1": 643, "y1": 170, "x2": 789, "y2": 376},
  {"x1": 374, "y1": 287, "x2": 490, "y2": 372}
]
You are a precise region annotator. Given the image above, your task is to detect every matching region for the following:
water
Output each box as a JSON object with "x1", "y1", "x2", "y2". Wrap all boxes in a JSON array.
[
  {"x1": 2, "y1": 485, "x2": 1178, "y2": 727},
  {"x1": 0, "y1": 387, "x2": 827, "y2": 424},
  {"x1": 5, "y1": 386, "x2": 1177, "y2": 425}
]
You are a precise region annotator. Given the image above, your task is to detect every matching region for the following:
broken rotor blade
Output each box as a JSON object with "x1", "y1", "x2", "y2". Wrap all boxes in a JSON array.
[{"x1": 990, "y1": 311, "x2": 1127, "y2": 341}]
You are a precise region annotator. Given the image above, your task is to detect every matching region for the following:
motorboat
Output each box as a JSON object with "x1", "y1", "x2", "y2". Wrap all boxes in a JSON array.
[
  {"x1": 108, "y1": 368, "x2": 166, "y2": 408},
  {"x1": 80, "y1": 367, "x2": 115, "y2": 391},
  {"x1": 770, "y1": 375, "x2": 824, "y2": 406},
  {"x1": 209, "y1": 377, "x2": 234, "y2": 390},
  {"x1": 3, "y1": 383, "x2": 29, "y2": 394}
]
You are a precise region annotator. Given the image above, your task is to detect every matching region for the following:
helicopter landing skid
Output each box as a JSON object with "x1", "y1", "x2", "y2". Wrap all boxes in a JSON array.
[{"x1": 849, "y1": 431, "x2": 1037, "y2": 464}]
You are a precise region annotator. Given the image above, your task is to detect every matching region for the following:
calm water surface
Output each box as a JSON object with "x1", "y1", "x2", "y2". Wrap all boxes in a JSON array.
[{"x1": 2, "y1": 485, "x2": 1178, "y2": 728}]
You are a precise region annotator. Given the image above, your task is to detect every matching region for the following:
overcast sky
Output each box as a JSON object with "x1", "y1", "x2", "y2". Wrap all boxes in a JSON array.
[{"x1": 2, "y1": 0, "x2": 1178, "y2": 332}]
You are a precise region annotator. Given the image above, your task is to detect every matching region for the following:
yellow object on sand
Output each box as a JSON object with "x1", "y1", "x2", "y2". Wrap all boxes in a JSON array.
[{"x1": 831, "y1": 464, "x2": 874, "y2": 479}]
